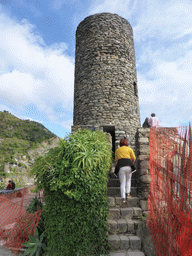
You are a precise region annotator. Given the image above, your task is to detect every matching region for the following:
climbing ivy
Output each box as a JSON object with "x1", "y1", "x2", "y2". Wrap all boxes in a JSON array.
[{"x1": 31, "y1": 129, "x2": 112, "y2": 255}]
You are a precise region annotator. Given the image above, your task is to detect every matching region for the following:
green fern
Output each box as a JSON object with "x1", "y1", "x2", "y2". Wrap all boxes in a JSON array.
[{"x1": 22, "y1": 229, "x2": 46, "y2": 256}]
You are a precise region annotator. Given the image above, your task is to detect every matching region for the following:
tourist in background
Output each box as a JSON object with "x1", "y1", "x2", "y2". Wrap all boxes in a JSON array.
[
  {"x1": 11, "y1": 180, "x2": 15, "y2": 190},
  {"x1": 115, "y1": 137, "x2": 136, "y2": 207},
  {"x1": 6, "y1": 180, "x2": 12, "y2": 190},
  {"x1": 149, "y1": 113, "x2": 159, "y2": 128},
  {"x1": 142, "y1": 117, "x2": 150, "y2": 128}
]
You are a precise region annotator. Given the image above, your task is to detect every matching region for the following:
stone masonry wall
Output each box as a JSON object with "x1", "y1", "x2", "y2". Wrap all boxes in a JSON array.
[
  {"x1": 72, "y1": 12, "x2": 140, "y2": 151},
  {"x1": 136, "y1": 128, "x2": 151, "y2": 212},
  {"x1": 136, "y1": 128, "x2": 157, "y2": 256}
]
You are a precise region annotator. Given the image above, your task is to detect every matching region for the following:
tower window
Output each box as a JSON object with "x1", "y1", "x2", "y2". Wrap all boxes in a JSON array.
[{"x1": 133, "y1": 82, "x2": 137, "y2": 97}]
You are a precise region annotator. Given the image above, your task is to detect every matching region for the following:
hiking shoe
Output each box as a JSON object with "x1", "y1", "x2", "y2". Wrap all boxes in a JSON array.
[{"x1": 121, "y1": 199, "x2": 127, "y2": 208}]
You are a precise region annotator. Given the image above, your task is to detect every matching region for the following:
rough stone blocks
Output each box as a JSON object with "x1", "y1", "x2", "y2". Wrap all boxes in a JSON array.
[
  {"x1": 140, "y1": 200, "x2": 148, "y2": 211},
  {"x1": 109, "y1": 208, "x2": 120, "y2": 220},
  {"x1": 120, "y1": 235, "x2": 129, "y2": 250},
  {"x1": 129, "y1": 236, "x2": 141, "y2": 250},
  {"x1": 127, "y1": 252, "x2": 145, "y2": 256},
  {"x1": 133, "y1": 207, "x2": 142, "y2": 218},
  {"x1": 108, "y1": 235, "x2": 120, "y2": 250},
  {"x1": 117, "y1": 219, "x2": 127, "y2": 233},
  {"x1": 108, "y1": 220, "x2": 118, "y2": 234},
  {"x1": 108, "y1": 196, "x2": 115, "y2": 207},
  {"x1": 127, "y1": 197, "x2": 139, "y2": 207},
  {"x1": 109, "y1": 252, "x2": 127, "y2": 256},
  {"x1": 140, "y1": 174, "x2": 151, "y2": 184},
  {"x1": 121, "y1": 208, "x2": 133, "y2": 219},
  {"x1": 126, "y1": 220, "x2": 135, "y2": 233}
]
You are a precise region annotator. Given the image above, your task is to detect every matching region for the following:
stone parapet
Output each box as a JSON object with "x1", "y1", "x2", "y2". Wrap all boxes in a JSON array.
[{"x1": 136, "y1": 128, "x2": 151, "y2": 211}]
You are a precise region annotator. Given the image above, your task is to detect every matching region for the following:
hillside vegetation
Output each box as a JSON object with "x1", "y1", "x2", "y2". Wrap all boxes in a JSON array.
[{"x1": 0, "y1": 110, "x2": 59, "y2": 186}]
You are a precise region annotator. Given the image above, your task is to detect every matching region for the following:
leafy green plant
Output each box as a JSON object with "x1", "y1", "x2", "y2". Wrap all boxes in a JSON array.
[
  {"x1": 27, "y1": 197, "x2": 43, "y2": 213},
  {"x1": 18, "y1": 162, "x2": 27, "y2": 168},
  {"x1": 0, "y1": 180, "x2": 7, "y2": 190},
  {"x1": 22, "y1": 229, "x2": 47, "y2": 256},
  {"x1": 31, "y1": 129, "x2": 112, "y2": 256}
]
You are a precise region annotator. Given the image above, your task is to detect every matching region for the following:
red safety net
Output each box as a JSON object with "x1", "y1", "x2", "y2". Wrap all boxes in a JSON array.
[
  {"x1": 0, "y1": 187, "x2": 43, "y2": 253},
  {"x1": 147, "y1": 126, "x2": 192, "y2": 256}
]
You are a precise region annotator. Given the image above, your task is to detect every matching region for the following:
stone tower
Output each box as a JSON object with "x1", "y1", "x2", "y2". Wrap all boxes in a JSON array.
[{"x1": 72, "y1": 13, "x2": 140, "y2": 152}]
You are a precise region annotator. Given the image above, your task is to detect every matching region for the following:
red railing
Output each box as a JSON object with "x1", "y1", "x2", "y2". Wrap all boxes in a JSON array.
[
  {"x1": 147, "y1": 126, "x2": 192, "y2": 256},
  {"x1": 0, "y1": 187, "x2": 42, "y2": 253}
]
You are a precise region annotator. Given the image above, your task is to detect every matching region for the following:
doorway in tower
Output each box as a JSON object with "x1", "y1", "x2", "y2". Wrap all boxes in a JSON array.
[{"x1": 102, "y1": 125, "x2": 116, "y2": 156}]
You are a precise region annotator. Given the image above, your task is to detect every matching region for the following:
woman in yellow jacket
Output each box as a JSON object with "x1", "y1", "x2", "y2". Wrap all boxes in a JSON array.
[{"x1": 115, "y1": 137, "x2": 136, "y2": 207}]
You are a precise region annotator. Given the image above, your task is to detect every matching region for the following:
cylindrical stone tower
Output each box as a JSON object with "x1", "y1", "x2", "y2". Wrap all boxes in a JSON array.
[{"x1": 72, "y1": 12, "x2": 140, "y2": 151}]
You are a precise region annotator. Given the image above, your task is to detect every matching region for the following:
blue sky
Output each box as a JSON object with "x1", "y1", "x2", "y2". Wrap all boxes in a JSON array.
[{"x1": 0, "y1": 0, "x2": 192, "y2": 138}]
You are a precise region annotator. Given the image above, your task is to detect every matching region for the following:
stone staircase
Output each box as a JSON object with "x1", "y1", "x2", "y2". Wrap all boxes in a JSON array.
[{"x1": 107, "y1": 175, "x2": 146, "y2": 256}]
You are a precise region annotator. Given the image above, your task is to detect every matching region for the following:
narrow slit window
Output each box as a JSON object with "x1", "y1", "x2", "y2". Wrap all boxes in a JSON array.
[{"x1": 133, "y1": 82, "x2": 137, "y2": 97}]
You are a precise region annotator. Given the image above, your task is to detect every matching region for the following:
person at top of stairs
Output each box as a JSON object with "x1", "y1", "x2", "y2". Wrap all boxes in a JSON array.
[{"x1": 115, "y1": 137, "x2": 136, "y2": 208}]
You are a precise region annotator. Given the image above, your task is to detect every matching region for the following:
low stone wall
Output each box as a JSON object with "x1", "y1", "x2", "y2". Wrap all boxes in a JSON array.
[
  {"x1": 137, "y1": 219, "x2": 156, "y2": 256},
  {"x1": 136, "y1": 128, "x2": 151, "y2": 212},
  {"x1": 135, "y1": 128, "x2": 157, "y2": 256},
  {"x1": 0, "y1": 187, "x2": 25, "y2": 196}
]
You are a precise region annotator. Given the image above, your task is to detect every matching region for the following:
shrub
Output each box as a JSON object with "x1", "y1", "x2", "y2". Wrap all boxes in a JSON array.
[
  {"x1": 18, "y1": 163, "x2": 27, "y2": 168},
  {"x1": 27, "y1": 197, "x2": 43, "y2": 213},
  {"x1": 31, "y1": 129, "x2": 112, "y2": 255}
]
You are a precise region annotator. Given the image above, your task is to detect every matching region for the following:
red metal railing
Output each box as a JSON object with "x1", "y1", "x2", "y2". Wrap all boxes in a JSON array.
[
  {"x1": 0, "y1": 187, "x2": 42, "y2": 253},
  {"x1": 147, "y1": 126, "x2": 192, "y2": 256}
]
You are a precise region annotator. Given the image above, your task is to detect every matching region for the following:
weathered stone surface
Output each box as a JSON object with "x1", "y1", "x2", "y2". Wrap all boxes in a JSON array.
[
  {"x1": 137, "y1": 220, "x2": 157, "y2": 256},
  {"x1": 137, "y1": 155, "x2": 149, "y2": 161},
  {"x1": 129, "y1": 236, "x2": 141, "y2": 250},
  {"x1": 141, "y1": 191, "x2": 149, "y2": 200},
  {"x1": 139, "y1": 160, "x2": 149, "y2": 170},
  {"x1": 134, "y1": 220, "x2": 143, "y2": 232},
  {"x1": 120, "y1": 235, "x2": 129, "y2": 250},
  {"x1": 133, "y1": 207, "x2": 142, "y2": 218},
  {"x1": 140, "y1": 200, "x2": 148, "y2": 211},
  {"x1": 121, "y1": 208, "x2": 133, "y2": 219},
  {"x1": 117, "y1": 219, "x2": 127, "y2": 233},
  {"x1": 115, "y1": 197, "x2": 122, "y2": 206},
  {"x1": 108, "y1": 220, "x2": 118, "y2": 234},
  {"x1": 137, "y1": 128, "x2": 150, "y2": 137},
  {"x1": 127, "y1": 252, "x2": 145, "y2": 256},
  {"x1": 109, "y1": 251, "x2": 127, "y2": 256},
  {"x1": 140, "y1": 175, "x2": 151, "y2": 184},
  {"x1": 139, "y1": 145, "x2": 149, "y2": 155},
  {"x1": 127, "y1": 197, "x2": 140, "y2": 207},
  {"x1": 108, "y1": 196, "x2": 115, "y2": 207},
  {"x1": 138, "y1": 137, "x2": 149, "y2": 143},
  {"x1": 139, "y1": 169, "x2": 149, "y2": 176},
  {"x1": 109, "y1": 208, "x2": 120, "y2": 220},
  {"x1": 108, "y1": 235, "x2": 121, "y2": 250},
  {"x1": 142, "y1": 211, "x2": 148, "y2": 217},
  {"x1": 73, "y1": 13, "x2": 140, "y2": 152},
  {"x1": 126, "y1": 219, "x2": 135, "y2": 233}
]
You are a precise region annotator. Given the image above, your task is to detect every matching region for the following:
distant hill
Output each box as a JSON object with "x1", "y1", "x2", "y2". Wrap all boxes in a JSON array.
[
  {"x1": 0, "y1": 110, "x2": 56, "y2": 142},
  {"x1": 0, "y1": 111, "x2": 59, "y2": 187}
]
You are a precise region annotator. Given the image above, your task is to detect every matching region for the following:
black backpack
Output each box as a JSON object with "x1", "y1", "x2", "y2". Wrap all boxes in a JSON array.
[{"x1": 11, "y1": 181, "x2": 15, "y2": 190}]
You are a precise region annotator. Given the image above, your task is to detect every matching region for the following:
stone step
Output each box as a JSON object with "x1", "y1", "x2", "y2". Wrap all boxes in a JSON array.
[
  {"x1": 108, "y1": 250, "x2": 145, "y2": 256},
  {"x1": 108, "y1": 196, "x2": 140, "y2": 208},
  {"x1": 108, "y1": 179, "x2": 137, "y2": 187},
  {"x1": 108, "y1": 187, "x2": 138, "y2": 197},
  {"x1": 108, "y1": 235, "x2": 142, "y2": 251},
  {"x1": 108, "y1": 219, "x2": 143, "y2": 235},
  {"x1": 109, "y1": 207, "x2": 142, "y2": 221}
]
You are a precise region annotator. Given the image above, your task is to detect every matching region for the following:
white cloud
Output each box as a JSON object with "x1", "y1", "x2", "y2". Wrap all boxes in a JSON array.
[
  {"x1": 133, "y1": 1, "x2": 192, "y2": 42},
  {"x1": 89, "y1": 0, "x2": 140, "y2": 19},
  {"x1": 0, "y1": 13, "x2": 74, "y2": 125},
  {"x1": 60, "y1": 119, "x2": 73, "y2": 131}
]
